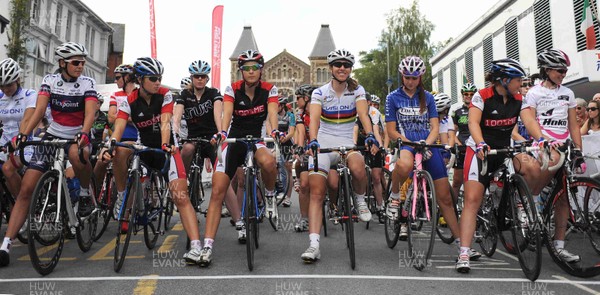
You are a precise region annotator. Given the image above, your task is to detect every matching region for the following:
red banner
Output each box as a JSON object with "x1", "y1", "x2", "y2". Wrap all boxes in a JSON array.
[
  {"x1": 211, "y1": 5, "x2": 224, "y2": 90},
  {"x1": 149, "y1": 0, "x2": 157, "y2": 58}
]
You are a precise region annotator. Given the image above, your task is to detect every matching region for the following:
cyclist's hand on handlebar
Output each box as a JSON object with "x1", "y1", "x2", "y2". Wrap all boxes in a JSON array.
[
  {"x1": 76, "y1": 132, "x2": 90, "y2": 148},
  {"x1": 365, "y1": 133, "x2": 380, "y2": 155},
  {"x1": 475, "y1": 141, "x2": 488, "y2": 160},
  {"x1": 572, "y1": 148, "x2": 587, "y2": 174},
  {"x1": 204, "y1": 158, "x2": 213, "y2": 173},
  {"x1": 211, "y1": 130, "x2": 228, "y2": 145},
  {"x1": 12, "y1": 133, "x2": 27, "y2": 150},
  {"x1": 271, "y1": 129, "x2": 285, "y2": 142},
  {"x1": 162, "y1": 143, "x2": 176, "y2": 154},
  {"x1": 307, "y1": 139, "x2": 319, "y2": 157}
]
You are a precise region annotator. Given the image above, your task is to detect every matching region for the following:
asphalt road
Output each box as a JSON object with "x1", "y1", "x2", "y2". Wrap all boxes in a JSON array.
[{"x1": 1, "y1": 188, "x2": 600, "y2": 295}]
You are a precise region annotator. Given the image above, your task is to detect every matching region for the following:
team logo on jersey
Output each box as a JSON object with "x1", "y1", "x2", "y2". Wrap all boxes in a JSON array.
[
  {"x1": 557, "y1": 95, "x2": 569, "y2": 101},
  {"x1": 239, "y1": 101, "x2": 246, "y2": 106},
  {"x1": 541, "y1": 108, "x2": 554, "y2": 117},
  {"x1": 57, "y1": 81, "x2": 63, "y2": 87},
  {"x1": 491, "y1": 110, "x2": 499, "y2": 115},
  {"x1": 484, "y1": 117, "x2": 516, "y2": 127},
  {"x1": 74, "y1": 83, "x2": 80, "y2": 89},
  {"x1": 541, "y1": 118, "x2": 567, "y2": 126}
]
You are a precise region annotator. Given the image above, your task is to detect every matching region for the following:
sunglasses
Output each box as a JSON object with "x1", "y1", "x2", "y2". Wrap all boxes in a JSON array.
[
  {"x1": 521, "y1": 83, "x2": 533, "y2": 88},
  {"x1": 403, "y1": 76, "x2": 419, "y2": 81},
  {"x1": 146, "y1": 76, "x2": 162, "y2": 82},
  {"x1": 462, "y1": 92, "x2": 475, "y2": 96},
  {"x1": 65, "y1": 59, "x2": 86, "y2": 66},
  {"x1": 114, "y1": 75, "x2": 123, "y2": 81},
  {"x1": 0, "y1": 82, "x2": 16, "y2": 89},
  {"x1": 588, "y1": 107, "x2": 599, "y2": 111},
  {"x1": 192, "y1": 74, "x2": 209, "y2": 80},
  {"x1": 331, "y1": 62, "x2": 352, "y2": 69},
  {"x1": 554, "y1": 68, "x2": 568, "y2": 74},
  {"x1": 240, "y1": 64, "x2": 262, "y2": 72}
]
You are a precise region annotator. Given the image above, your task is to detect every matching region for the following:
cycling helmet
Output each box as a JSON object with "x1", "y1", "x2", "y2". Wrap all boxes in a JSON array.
[
  {"x1": 434, "y1": 93, "x2": 452, "y2": 112},
  {"x1": 295, "y1": 84, "x2": 313, "y2": 97},
  {"x1": 55, "y1": 42, "x2": 88, "y2": 60},
  {"x1": 237, "y1": 50, "x2": 264, "y2": 68},
  {"x1": 180, "y1": 77, "x2": 192, "y2": 89},
  {"x1": 134, "y1": 57, "x2": 164, "y2": 76},
  {"x1": 189, "y1": 60, "x2": 211, "y2": 75},
  {"x1": 327, "y1": 49, "x2": 355, "y2": 65},
  {"x1": 490, "y1": 58, "x2": 526, "y2": 78},
  {"x1": 0, "y1": 58, "x2": 22, "y2": 85},
  {"x1": 399, "y1": 56, "x2": 426, "y2": 77},
  {"x1": 278, "y1": 95, "x2": 288, "y2": 104},
  {"x1": 370, "y1": 95, "x2": 381, "y2": 104},
  {"x1": 461, "y1": 83, "x2": 478, "y2": 93},
  {"x1": 114, "y1": 64, "x2": 134, "y2": 74},
  {"x1": 537, "y1": 49, "x2": 570, "y2": 69}
]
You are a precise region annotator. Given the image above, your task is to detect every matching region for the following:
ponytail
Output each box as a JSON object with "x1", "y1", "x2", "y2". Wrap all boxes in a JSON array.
[
  {"x1": 418, "y1": 80, "x2": 426, "y2": 114},
  {"x1": 347, "y1": 77, "x2": 358, "y2": 92}
]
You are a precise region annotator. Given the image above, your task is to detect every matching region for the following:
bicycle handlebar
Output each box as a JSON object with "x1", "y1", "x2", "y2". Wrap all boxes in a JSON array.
[
  {"x1": 480, "y1": 144, "x2": 548, "y2": 176},
  {"x1": 18, "y1": 139, "x2": 86, "y2": 167},
  {"x1": 215, "y1": 136, "x2": 278, "y2": 164},
  {"x1": 311, "y1": 145, "x2": 366, "y2": 173},
  {"x1": 110, "y1": 139, "x2": 171, "y2": 173}
]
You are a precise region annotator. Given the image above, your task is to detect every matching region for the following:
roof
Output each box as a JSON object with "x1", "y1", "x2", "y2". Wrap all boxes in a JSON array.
[
  {"x1": 229, "y1": 26, "x2": 259, "y2": 60},
  {"x1": 108, "y1": 23, "x2": 125, "y2": 53},
  {"x1": 309, "y1": 24, "x2": 336, "y2": 58}
]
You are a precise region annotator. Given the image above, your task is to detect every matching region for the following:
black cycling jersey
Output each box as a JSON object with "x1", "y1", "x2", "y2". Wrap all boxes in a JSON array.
[
  {"x1": 175, "y1": 87, "x2": 223, "y2": 137},
  {"x1": 223, "y1": 80, "x2": 278, "y2": 138},
  {"x1": 452, "y1": 105, "x2": 470, "y2": 145}
]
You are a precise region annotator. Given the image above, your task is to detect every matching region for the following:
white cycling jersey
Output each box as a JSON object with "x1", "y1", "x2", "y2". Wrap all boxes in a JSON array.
[
  {"x1": 311, "y1": 82, "x2": 366, "y2": 148},
  {"x1": 440, "y1": 115, "x2": 454, "y2": 134},
  {"x1": 525, "y1": 84, "x2": 575, "y2": 141}
]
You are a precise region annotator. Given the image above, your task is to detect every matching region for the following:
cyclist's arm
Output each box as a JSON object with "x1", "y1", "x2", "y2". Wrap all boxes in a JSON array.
[
  {"x1": 511, "y1": 125, "x2": 526, "y2": 142},
  {"x1": 352, "y1": 124, "x2": 359, "y2": 145},
  {"x1": 108, "y1": 105, "x2": 117, "y2": 125},
  {"x1": 22, "y1": 94, "x2": 49, "y2": 135},
  {"x1": 385, "y1": 121, "x2": 409, "y2": 143},
  {"x1": 161, "y1": 112, "x2": 173, "y2": 146},
  {"x1": 468, "y1": 107, "x2": 485, "y2": 144},
  {"x1": 520, "y1": 107, "x2": 543, "y2": 141},
  {"x1": 448, "y1": 129, "x2": 456, "y2": 146},
  {"x1": 268, "y1": 102, "x2": 278, "y2": 136},
  {"x1": 373, "y1": 124, "x2": 383, "y2": 147},
  {"x1": 111, "y1": 118, "x2": 126, "y2": 142},
  {"x1": 172, "y1": 103, "x2": 183, "y2": 135},
  {"x1": 19, "y1": 108, "x2": 36, "y2": 135},
  {"x1": 309, "y1": 103, "x2": 321, "y2": 141},
  {"x1": 568, "y1": 107, "x2": 582, "y2": 149},
  {"x1": 356, "y1": 100, "x2": 373, "y2": 135},
  {"x1": 426, "y1": 117, "x2": 440, "y2": 145},
  {"x1": 296, "y1": 122, "x2": 306, "y2": 147},
  {"x1": 221, "y1": 100, "x2": 233, "y2": 133},
  {"x1": 82, "y1": 99, "x2": 97, "y2": 134},
  {"x1": 213, "y1": 99, "x2": 223, "y2": 131},
  {"x1": 383, "y1": 122, "x2": 390, "y2": 149}
]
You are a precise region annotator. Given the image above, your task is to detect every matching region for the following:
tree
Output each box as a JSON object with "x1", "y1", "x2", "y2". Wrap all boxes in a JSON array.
[
  {"x1": 5, "y1": 0, "x2": 30, "y2": 66},
  {"x1": 354, "y1": 0, "x2": 435, "y2": 108}
]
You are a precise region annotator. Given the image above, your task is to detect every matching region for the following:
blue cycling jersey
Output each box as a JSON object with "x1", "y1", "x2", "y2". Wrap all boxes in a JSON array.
[{"x1": 385, "y1": 87, "x2": 437, "y2": 141}]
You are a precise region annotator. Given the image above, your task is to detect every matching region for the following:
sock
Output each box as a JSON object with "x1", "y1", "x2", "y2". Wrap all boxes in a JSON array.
[
  {"x1": 390, "y1": 192, "x2": 400, "y2": 200},
  {"x1": 265, "y1": 189, "x2": 275, "y2": 197},
  {"x1": 1, "y1": 237, "x2": 12, "y2": 252},
  {"x1": 80, "y1": 187, "x2": 90, "y2": 195},
  {"x1": 460, "y1": 246, "x2": 470, "y2": 256},
  {"x1": 355, "y1": 193, "x2": 365, "y2": 204},
  {"x1": 554, "y1": 240, "x2": 565, "y2": 249},
  {"x1": 204, "y1": 238, "x2": 214, "y2": 249},
  {"x1": 309, "y1": 233, "x2": 320, "y2": 248},
  {"x1": 190, "y1": 239, "x2": 202, "y2": 250}
]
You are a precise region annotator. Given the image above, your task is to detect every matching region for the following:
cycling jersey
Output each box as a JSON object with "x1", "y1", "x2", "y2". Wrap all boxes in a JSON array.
[
  {"x1": 516, "y1": 117, "x2": 530, "y2": 140},
  {"x1": 452, "y1": 105, "x2": 469, "y2": 145},
  {"x1": 440, "y1": 115, "x2": 454, "y2": 134},
  {"x1": 39, "y1": 74, "x2": 98, "y2": 138},
  {"x1": 90, "y1": 111, "x2": 108, "y2": 145},
  {"x1": 0, "y1": 87, "x2": 36, "y2": 146},
  {"x1": 277, "y1": 110, "x2": 296, "y2": 132},
  {"x1": 525, "y1": 84, "x2": 575, "y2": 141},
  {"x1": 466, "y1": 86, "x2": 526, "y2": 148},
  {"x1": 117, "y1": 87, "x2": 174, "y2": 147},
  {"x1": 223, "y1": 80, "x2": 278, "y2": 137},
  {"x1": 311, "y1": 83, "x2": 366, "y2": 147},
  {"x1": 295, "y1": 109, "x2": 310, "y2": 138},
  {"x1": 110, "y1": 91, "x2": 139, "y2": 141},
  {"x1": 385, "y1": 87, "x2": 437, "y2": 142},
  {"x1": 175, "y1": 87, "x2": 223, "y2": 137}
]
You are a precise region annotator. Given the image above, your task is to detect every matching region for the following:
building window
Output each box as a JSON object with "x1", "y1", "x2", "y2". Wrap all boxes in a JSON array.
[
  {"x1": 505, "y1": 17, "x2": 519, "y2": 60},
  {"x1": 317, "y1": 69, "x2": 322, "y2": 83},
  {"x1": 437, "y1": 70, "x2": 444, "y2": 93},
  {"x1": 534, "y1": 0, "x2": 553, "y2": 53},
  {"x1": 85, "y1": 25, "x2": 91, "y2": 52},
  {"x1": 55, "y1": 3, "x2": 63, "y2": 37},
  {"x1": 450, "y1": 60, "x2": 457, "y2": 104},
  {"x1": 31, "y1": 0, "x2": 41, "y2": 21},
  {"x1": 90, "y1": 29, "x2": 95, "y2": 57},
  {"x1": 464, "y1": 48, "x2": 473, "y2": 84},
  {"x1": 277, "y1": 68, "x2": 281, "y2": 79},
  {"x1": 483, "y1": 34, "x2": 493, "y2": 87},
  {"x1": 574, "y1": 0, "x2": 600, "y2": 51},
  {"x1": 65, "y1": 11, "x2": 73, "y2": 40}
]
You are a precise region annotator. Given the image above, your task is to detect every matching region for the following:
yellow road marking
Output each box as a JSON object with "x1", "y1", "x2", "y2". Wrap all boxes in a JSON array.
[
  {"x1": 171, "y1": 223, "x2": 183, "y2": 231},
  {"x1": 133, "y1": 274, "x2": 159, "y2": 295},
  {"x1": 88, "y1": 236, "x2": 144, "y2": 260},
  {"x1": 157, "y1": 235, "x2": 178, "y2": 254},
  {"x1": 18, "y1": 240, "x2": 76, "y2": 261}
]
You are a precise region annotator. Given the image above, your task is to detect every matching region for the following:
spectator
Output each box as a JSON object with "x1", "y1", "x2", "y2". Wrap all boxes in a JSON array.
[
  {"x1": 593, "y1": 93, "x2": 600, "y2": 102},
  {"x1": 576, "y1": 98, "x2": 588, "y2": 128}
]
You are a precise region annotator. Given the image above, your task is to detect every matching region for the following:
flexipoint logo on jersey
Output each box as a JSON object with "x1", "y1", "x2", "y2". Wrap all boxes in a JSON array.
[{"x1": 51, "y1": 99, "x2": 80, "y2": 109}]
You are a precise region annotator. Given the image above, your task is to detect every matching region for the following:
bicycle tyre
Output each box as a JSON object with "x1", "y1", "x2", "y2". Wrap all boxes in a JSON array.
[
  {"x1": 509, "y1": 173, "x2": 541, "y2": 281},
  {"x1": 163, "y1": 195, "x2": 174, "y2": 231},
  {"x1": 341, "y1": 171, "x2": 356, "y2": 270},
  {"x1": 407, "y1": 170, "x2": 437, "y2": 271},
  {"x1": 322, "y1": 196, "x2": 328, "y2": 237},
  {"x1": 276, "y1": 159, "x2": 290, "y2": 206},
  {"x1": 384, "y1": 175, "x2": 400, "y2": 249},
  {"x1": 93, "y1": 172, "x2": 114, "y2": 241},
  {"x1": 114, "y1": 171, "x2": 140, "y2": 272},
  {"x1": 544, "y1": 176, "x2": 600, "y2": 278},
  {"x1": 245, "y1": 169, "x2": 255, "y2": 271},
  {"x1": 28, "y1": 170, "x2": 64, "y2": 275},
  {"x1": 477, "y1": 203, "x2": 498, "y2": 257},
  {"x1": 144, "y1": 171, "x2": 163, "y2": 250}
]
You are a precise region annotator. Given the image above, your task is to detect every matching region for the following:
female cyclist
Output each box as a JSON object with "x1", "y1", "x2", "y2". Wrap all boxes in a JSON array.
[
  {"x1": 451, "y1": 83, "x2": 477, "y2": 198},
  {"x1": 275, "y1": 95, "x2": 296, "y2": 206}
]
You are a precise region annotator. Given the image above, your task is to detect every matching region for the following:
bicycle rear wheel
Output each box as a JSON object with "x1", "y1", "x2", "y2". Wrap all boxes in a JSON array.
[
  {"x1": 28, "y1": 171, "x2": 65, "y2": 275},
  {"x1": 244, "y1": 170, "x2": 256, "y2": 271},
  {"x1": 144, "y1": 172, "x2": 163, "y2": 250},
  {"x1": 545, "y1": 176, "x2": 600, "y2": 278},
  {"x1": 407, "y1": 171, "x2": 437, "y2": 271},
  {"x1": 340, "y1": 171, "x2": 355, "y2": 269},
  {"x1": 276, "y1": 158, "x2": 290, "y2": 206},
  {"x1": 189, "y1": 167, "x2": 202, "y2": 212},
  {"x1": 509, "y1": 173, "x2": 541, "y2": 281},
  {"x1": 114, "y1": 171, "x2": 140, "y2": 272}
]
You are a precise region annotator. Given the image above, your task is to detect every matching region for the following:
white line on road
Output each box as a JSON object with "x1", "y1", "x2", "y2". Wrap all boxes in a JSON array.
[
  {"x1": 553, "y1": 275, "x2": 600, "y2": 295},
  {"x1": 2, "y1": 274, "x2": 600, "y2": 286},
  {"x1": 494, "y1": 249, "x2": 520, "y2": 262}
]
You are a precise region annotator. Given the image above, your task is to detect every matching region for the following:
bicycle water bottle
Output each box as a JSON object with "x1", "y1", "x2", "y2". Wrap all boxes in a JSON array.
[{"x1": 67, "y1": 177, "x2": 80, "y2": 205}]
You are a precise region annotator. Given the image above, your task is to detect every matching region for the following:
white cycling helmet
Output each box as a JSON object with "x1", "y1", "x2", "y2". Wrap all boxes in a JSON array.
[
  {"x1": 0, "y1": 58, "x2": 22, "y2": 85},
  {"x1": 327, "y1": 49, "x2": 355, "y2": 65},
  {"x1": 434, "y1": 93, "x2": 452, "y2": 112},
  {"x1": 399, "y1": 56, "x2": 426, "y2": 77},
  {"x1": 370, "y1": 95, "x2": 381, "y2": 104},
  {"x1": 537, "y1": 49, "x2": 570, "y2": 69},
  {"x1": 189, "y1": 60, "x2": 211, "y2": 75},
  {"x1": 55, "y1": 42, "x2": 88, "y2": 60},
  {"x1": 180, "y1": 77, "x2": 192, "y2": 89},
  {"x1": 134, "y1": 57, "x2": 164, "y2": 76}
]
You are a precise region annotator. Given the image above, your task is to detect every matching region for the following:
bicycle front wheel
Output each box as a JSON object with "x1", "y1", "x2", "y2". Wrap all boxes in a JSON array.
[
  {"x1": 341, "y1": 171, "x2": 355, "y2": 270},
  {"x1": 544, "y1": 176, "x2": 600, "y2": 278},
  {"x1": 384, "y1": 175, "x2": 400, "y2": 249},
  {"x1": 28, "y1": 170, "x2": 65, "y2": 275},
  {"x1": 144, "y1": 172, "x2": 163, "y2": 250},
  {"x1": 509, "y1": 173, "x2": 541, "y2": 281},
  {"x1": 244, "y1": 170, "x2": 256, "y2": 271},
  {"x1": 407, "y1": 171, "x2": 437, "y2": 271},
  {"x1": 477, "y1": 196, "x2": 498, "y2": 257},
  {"x1": 114, "y1": 171, "x2": 140, "y2": 273},
  {"x1": 93, "y1": 172, "x2": 115, "y2": 241}
]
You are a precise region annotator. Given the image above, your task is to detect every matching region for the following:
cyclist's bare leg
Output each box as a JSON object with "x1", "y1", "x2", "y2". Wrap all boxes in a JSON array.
[
  {"x1": 170, "y1": 178, "x2": 200, "y2": 241},
  {"x1": 285, "y1": 161, "x2": 293, "y2": 199},
  {"x1": 204, "y1": 172, "x2": 230, "y2": 239},
  {"x1": 3, "y1": 169, "x2": 42, "y2": 240},
  {"x1": 2, "y1": 155, "x2": 22, "y2": 198},
  {"x1": 92, "y1": 157, "x2": 108, "y2": 191},
  {"x1": 256, "y1": 147, "x2": 276, "y2": 191},
  {"x1": 68, "y1": 145, "x2": 91, "y2": 189},
  {"x1": 111, "y1": 146, "x2": 133, "y2": 192},
  {"x1": 299, "y1": 171, "x2": 309, "y2": 218},
  {"x1": 224, "y1": 184, "x2": 240, "y2": 221},
  {"x1": 452, "y1": 168, "x2": 463, "y2": 202},
  {"x1": 347, "y1": 152, "x2": 366, "y2": 195},
  {"x1": 435, "y1": 177, "x2": 460, "y2": 238},
  {"x1": 308, "y1": 173, "x2": 327, "y2": 234},
  {"x1": 391, "y1": 150, "x2": 413, "y2": 194},
  {"x1": 372, "y1": 167, "x2": 383, "y2": 207},
  {"x1": 327, "y1": 169, "x2": 339, "y2": 207},
  {"x1": 459, "y1": 180, "x2": 485, "y2": 248},
  {"x1": 181, "y1": 142, "x2": 195, "y2": 172}
]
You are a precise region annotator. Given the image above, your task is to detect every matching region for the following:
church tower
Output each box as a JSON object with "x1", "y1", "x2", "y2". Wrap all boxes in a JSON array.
[
  {"x1": 308, "y1": 24, "x2": 336, "y2": 87},
  {"x1": 229, "y1": 26, "x2": 260, "y2": 83}
]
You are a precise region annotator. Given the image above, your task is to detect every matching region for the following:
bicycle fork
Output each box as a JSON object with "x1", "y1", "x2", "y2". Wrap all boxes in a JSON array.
[{"x1": 411, "y1": 153, "x2": 430, "y2": 221}]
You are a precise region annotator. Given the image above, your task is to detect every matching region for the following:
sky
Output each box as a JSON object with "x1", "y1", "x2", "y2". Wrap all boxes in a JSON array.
[{"x1": 81, "y1": 0, "x2": 499, "y2": 90}]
